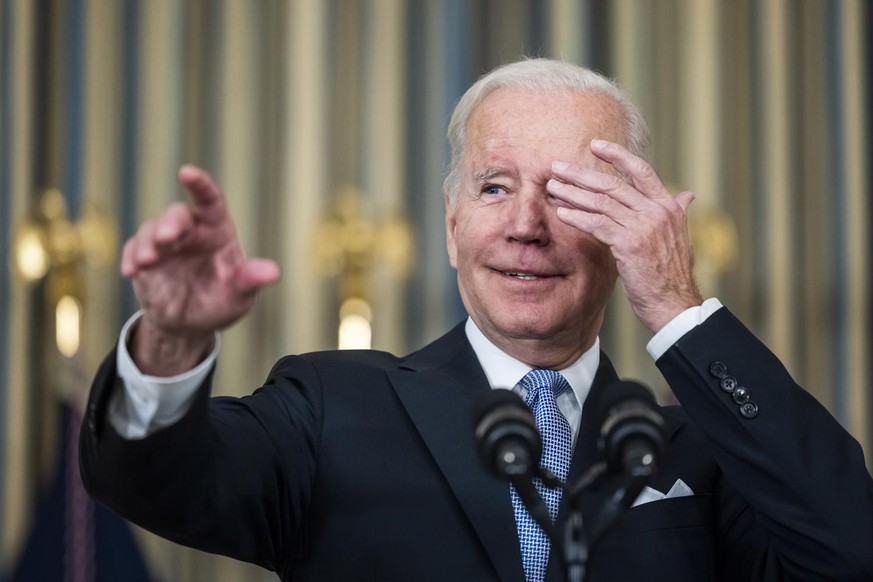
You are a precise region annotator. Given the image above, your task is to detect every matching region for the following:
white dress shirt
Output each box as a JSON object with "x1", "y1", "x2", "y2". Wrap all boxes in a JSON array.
[
  {"x1": 464, "y1": 318, "x2": 598, "y2": 447},
  {"x1": 109, "y1": 299, "x2": 724, "y2": 439}
]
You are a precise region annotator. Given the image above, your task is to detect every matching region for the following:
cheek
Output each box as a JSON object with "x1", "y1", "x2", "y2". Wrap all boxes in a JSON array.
[
  {"x1": 570, "y1": 234, "x2": 617, "y2": 279},
  {"x1": 587, "y1": 241, "x2": 616, "y2": 270},
  {"x1": 451, "y1": 215, "x2": 488, "y2": 262}
]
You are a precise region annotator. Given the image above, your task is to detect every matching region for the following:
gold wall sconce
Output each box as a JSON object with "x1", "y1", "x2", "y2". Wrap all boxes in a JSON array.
[
  {"x1": 313, "y1": 185, "x2": 412, "y2": 349},
  {"x1": 688, "y1": 202, "x2": 739, "y2": 293},
  {"x1": 12, "y1": 189, "x2": 117, "y2": 358}
]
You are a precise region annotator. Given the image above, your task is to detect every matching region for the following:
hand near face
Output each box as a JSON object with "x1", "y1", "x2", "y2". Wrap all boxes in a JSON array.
[
  {"x1": 548, "y1": 140, "x2": 702, "y2": 333},
  {"x1": 121, "y1": 165, "x2": 280, "y2": 375}
]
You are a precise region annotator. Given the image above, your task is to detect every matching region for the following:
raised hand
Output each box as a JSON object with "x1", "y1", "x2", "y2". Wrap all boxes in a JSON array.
[
  {"x1": 547, "y1": 139, "x2": 702, "y2": 333},
  {"x1": 121, "y1": 165, "x2": 280, "y2": 375}
]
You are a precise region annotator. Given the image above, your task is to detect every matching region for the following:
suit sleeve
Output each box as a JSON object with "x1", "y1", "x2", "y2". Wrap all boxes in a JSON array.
[
  {"x1": 656, "y1": 307, "x2": 873, "y2": 581},
  {"x1": 79, "y1": 349, "x2": 323, "y2": 574}
]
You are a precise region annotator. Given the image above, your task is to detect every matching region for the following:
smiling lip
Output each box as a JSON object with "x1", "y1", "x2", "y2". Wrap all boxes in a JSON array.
[{"x1": 498, "y1": 270, "x2": 558, "y2": 280}]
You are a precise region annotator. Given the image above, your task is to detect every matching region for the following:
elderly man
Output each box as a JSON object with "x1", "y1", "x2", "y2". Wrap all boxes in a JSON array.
[{"x1": 81, "y1": 59, "x2": 873, "y2": 582}]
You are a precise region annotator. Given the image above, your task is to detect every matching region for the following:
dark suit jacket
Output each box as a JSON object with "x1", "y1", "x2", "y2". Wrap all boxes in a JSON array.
[{"x1": 80, "y1": 308, "x2": 873, "y2": 581}]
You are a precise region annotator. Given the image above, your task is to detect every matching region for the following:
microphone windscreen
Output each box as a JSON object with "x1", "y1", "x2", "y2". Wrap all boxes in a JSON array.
[
  {"x1": 473, "y1": 389, "x2": 541, "y2": 479},
  {"x1": 596, "y1": 380, "x2": 665, "y2": 473}
]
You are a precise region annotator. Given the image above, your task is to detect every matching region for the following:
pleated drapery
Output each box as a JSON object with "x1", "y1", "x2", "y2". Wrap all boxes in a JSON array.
[{"x1": 1, "y1": 2, "x2": 869, "y2": 580}]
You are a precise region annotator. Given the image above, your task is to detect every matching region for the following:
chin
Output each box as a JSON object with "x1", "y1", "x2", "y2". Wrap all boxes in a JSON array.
[{"x1": 491, "y1": 313, "x2": 567, "y2": 341}]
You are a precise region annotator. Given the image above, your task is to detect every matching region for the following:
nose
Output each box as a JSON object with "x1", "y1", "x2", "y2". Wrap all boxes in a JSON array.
[{"x1": 507, "y1": 191, "x2": 550, "y2": 245}]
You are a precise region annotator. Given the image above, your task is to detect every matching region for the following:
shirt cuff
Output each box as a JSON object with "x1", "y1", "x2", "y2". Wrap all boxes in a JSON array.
[
  {"x1": 108, "y1": 310, "x2": 220, "y2": 439},
  {"x1": 646, "y1": 298, "x2": 724, "y2": 361}
]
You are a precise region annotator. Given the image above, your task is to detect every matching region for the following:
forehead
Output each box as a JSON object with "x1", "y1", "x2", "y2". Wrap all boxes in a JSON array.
[{"x1": 466, "y1": 87, "x2": 625, "y2": 158}]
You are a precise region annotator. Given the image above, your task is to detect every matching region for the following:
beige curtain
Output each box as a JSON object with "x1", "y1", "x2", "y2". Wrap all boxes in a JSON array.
[{"x1": 2, "y1": 1, "x2": 869, "y2": 579}]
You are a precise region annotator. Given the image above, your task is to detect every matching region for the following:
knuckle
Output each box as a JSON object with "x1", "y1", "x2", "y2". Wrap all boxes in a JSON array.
[
  {"x1": 590, "y1": 213, "x2": 610, "y2": 229},
  {"x1": 633, "y1": 158, "x2": 655, "y2": 179},
  {"x1": 649, "y1": 204, "x2": 670, "y2": 224},
  {"x1": 592, "y1": 192, "x2": 611, "y2": 212},
  {"x1": 601, "y1": 174, "x2": 623, "y2": 192},
  {"x1": 623, "y1": 232, "x2": 643, "y2": 251},
  {"x1": 664, "y1": 201, "x2": 687, "y2": 224},
  {"x1": 165, "y1": 202, "x2": 188, "y2": 220}
]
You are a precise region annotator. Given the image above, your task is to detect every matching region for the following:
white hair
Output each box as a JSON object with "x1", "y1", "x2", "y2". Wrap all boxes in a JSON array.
[{"x1": 443, "y1": 58, "x2": 650, "y2": 207}]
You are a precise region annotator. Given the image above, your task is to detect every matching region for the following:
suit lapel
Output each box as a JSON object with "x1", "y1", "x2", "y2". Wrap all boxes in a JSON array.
[
  {"x1": 567, "y1": 352, "x2": 619, "y2": 484},
  {"x1": 387, "y1": 323, "x2": 525, "y2": 582}
]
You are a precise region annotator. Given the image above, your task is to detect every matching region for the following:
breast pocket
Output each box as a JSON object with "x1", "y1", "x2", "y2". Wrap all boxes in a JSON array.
[
  {"x1": 610, "y1": 493, "x2": 713, "y2": 537},
  {"x1": 587, "y1": 495, "x2": 716, "y2": 582}
]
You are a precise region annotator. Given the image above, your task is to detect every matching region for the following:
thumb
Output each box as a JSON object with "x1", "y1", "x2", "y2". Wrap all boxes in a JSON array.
[
  {"x1": 675, "y1": 190, "x2": 696, "y2": 214},
  {"x1": 234, "y1": 259, "x2": 281, "y2": 294}
]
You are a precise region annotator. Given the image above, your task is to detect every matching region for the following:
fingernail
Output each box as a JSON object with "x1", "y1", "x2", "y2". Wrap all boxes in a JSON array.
[
  {"x1": 547, "y1": 179, "x2": 564, "y2": 191},
  {"x1": 591, "y1": 139, "x2": 607, "y2": 149},
  {"x1": 552, "y1": 161, "x2": 569, "y2": 172}
]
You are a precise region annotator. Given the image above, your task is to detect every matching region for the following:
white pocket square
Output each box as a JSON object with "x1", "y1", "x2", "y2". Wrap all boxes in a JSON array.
[{"x1": 631, "y1": 478, "x2": 695, "y2": 508}]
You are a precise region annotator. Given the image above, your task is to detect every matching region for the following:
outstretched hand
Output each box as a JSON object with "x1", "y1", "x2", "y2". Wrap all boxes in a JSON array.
[
  {"x1": 547, "y1": 140, "x2": 702, "y2": 333},
  {"x1": 121, "y1": 165, "x2": 280, "y2": 374}
]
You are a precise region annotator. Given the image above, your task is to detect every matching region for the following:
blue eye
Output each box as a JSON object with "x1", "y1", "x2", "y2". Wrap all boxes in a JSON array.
[{"x1": 483, "y1": 185, "x2": 505, "y2": 195}]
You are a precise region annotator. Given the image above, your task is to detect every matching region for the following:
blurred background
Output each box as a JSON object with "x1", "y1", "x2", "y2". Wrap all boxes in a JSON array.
[{"x1": 1, "y1": 0, "x2": 870, "y2": 580}]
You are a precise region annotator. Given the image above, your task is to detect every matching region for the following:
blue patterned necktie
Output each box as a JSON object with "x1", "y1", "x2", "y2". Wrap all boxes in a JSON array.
[{"x1": 511, "y1": 369, "x2": 573, "y2": 582}]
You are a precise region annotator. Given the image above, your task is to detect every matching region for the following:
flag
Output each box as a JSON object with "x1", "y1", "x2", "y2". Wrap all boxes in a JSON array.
[{"x1": 9, "y1": 403, "x2": 152, "y2": 582}]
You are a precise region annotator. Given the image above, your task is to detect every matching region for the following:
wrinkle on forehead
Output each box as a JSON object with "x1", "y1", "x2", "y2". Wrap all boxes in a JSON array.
[{"x1": 465, "y1": 88, "x2": 626, "y2": 173}]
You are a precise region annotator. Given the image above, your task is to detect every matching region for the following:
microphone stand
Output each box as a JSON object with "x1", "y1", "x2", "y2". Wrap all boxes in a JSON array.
[
  {"x1": 511, "y1": 475, "x2": 558, "y2": 541},
  {"x1": 560, "y1": 461, "x2": 606, "y2": 582},
  {"x1": 558, "y1": 460, "x2": 656, "y2": 582},
  {"x1": 513, "y1": 463, "x2": 608, "y2": 582},
  {"x1": 512, "y1": 465, "x2": 656, "y2": 582}
]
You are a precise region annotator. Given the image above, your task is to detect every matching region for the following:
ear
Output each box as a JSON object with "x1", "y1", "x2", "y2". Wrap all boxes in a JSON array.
[{"x1": 445, "y1": 191, "x2": 458, "y2": 269}]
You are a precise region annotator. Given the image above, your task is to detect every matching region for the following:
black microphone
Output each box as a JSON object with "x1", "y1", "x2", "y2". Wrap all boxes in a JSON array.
[
  {"x1": 474, "y1": 389, "x2": 557, "y2": 541},
  {"x1": 571, "y1": 380, "x2": 667, "y2": 549},
  {"x1": 474, "y1": 389, "x2": 541, "y2": 480},
  {"x1": 597, "y1": 380, "x2": 666, "y2": 478}
]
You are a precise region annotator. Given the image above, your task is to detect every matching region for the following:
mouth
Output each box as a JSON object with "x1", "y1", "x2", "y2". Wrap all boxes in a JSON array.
[{"x1": 501, "y1": 271, "x2": 552, "y2": 281}]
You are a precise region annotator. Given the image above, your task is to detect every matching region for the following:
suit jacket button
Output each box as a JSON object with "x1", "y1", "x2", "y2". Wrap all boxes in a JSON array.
[
  {"x1": 740, "y1": 402, "x2": 758, "y2": 418},
  {"x1": 709, "y1": 361, "x2": 728, "y2": 378},
  {"x1": 732, "y1": 387, "x2": 750, "y2": 404},
  {"x1": 720, "y1": 376, "x2": 737, "y2": 393}
]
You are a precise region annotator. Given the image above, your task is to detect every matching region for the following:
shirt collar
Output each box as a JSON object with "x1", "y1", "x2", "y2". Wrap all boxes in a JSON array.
[{"x1": 464, "y1": 317, "x2": 599, "y2": 410}]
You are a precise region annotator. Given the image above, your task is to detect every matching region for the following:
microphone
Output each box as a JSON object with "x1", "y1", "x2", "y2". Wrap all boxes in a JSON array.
[
  {"x1": 474, "y1": 389, "x2": 541, "y2": 480},
  {"x1": 474, "y1": 389, "x2": 557, "y2": 540},
  {"x1": 565, "y1": 380, "x2": 667, "y2": 551},
  {"x1": 597, "y1": 380, "x2": 666, "y2": 478}
]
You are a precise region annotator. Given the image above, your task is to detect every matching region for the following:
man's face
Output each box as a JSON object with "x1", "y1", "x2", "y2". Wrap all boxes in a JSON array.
[{"x1": 446, "y1": 88, "x2": 622, "y2": 358}]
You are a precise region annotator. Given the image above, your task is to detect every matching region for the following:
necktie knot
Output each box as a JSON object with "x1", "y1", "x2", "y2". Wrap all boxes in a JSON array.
[{"x1": 520, "y1": 369, "x2": 571, "y2": 407}]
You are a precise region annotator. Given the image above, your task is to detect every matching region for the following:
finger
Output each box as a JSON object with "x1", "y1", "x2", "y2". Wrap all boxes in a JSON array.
[
  {"x1": 154, "y1": 202, "x2": 195, "y2": 246},
  {"x1": 134, "y1": 220, "x2": 160, "y2": 266},
  {"x1": 555, "y1": 206, "x2": 623, "y2": 246},
  {"x1": 120, "y1": 237, "x2": 139, "y2": 278},
  {"x1": 588, "y1": 140, "x2": 671, "y2": 200},
  {"x1": 550, "y1": 161, "x2": 651, "y2": 212},
  {"x1": 547, "y1": 178, "x2": 636, "y2": 225},
  {"x1": 234, "y1": 259, "x2": 282, "y2": 294},
  {"x1": 177, "y1": 164, "x2": 228, "y2": 224}
]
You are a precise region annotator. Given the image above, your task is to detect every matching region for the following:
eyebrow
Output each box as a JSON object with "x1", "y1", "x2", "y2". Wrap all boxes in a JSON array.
[{"x1": 473, "y1": 166, "x2": 517, "y2": 183}]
